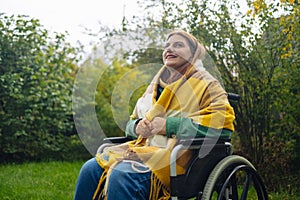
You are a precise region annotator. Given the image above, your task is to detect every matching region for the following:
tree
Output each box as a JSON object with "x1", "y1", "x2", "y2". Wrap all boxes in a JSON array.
[{"x1": 0, "y1": 14, "x2": 80, "y2": 161}]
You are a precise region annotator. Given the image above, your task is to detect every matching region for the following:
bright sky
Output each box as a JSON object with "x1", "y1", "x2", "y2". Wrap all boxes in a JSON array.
[
  {"x1": 1, "y1": 0, "x2": 251, "y2": 61},
  {"x1": 1, "y1": 0, "x2": 140, "y2": 54}
]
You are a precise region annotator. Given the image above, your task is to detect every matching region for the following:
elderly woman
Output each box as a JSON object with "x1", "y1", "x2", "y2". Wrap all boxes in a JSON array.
[{"x1": 74, "y1": 30, "x2": 235, "y2": 200}]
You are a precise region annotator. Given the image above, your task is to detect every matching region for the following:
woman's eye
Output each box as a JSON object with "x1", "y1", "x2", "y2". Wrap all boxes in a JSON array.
[
  {"x1": 163, "y1": 42, "x2": 184, "y2": 49},
  {"x1": 174, "y1": 42, "x2": 184, "y2": 48}
]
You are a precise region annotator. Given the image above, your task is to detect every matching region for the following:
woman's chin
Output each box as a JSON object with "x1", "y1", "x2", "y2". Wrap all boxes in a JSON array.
[{"x1": 165, "y1": 63, "x2": 177, "y2": 68}]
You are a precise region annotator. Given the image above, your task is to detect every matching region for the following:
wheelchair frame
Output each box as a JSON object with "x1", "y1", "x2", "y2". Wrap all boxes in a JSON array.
[{"x1": 99, "y1": 136, "x2": 268, "y2": 200}]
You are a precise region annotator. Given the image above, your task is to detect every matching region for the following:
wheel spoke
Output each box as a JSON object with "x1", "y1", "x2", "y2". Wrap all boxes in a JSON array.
[
  {"x1": 231, "y1": 174, "x2": 239, "y2": 200},
  {"x1": 240, "y1": 173, "x2": 252, "y2": 200}
]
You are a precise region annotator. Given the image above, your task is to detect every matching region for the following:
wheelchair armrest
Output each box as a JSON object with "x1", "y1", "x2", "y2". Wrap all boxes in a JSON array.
[
  {"x1": 102, "y1": 136, "x2": 133, "y2": 144},
  {"x1": 227, "y1": 93, "x2": 241, "y2": 101},
  {"x1": 177, "y1": 137, "x2": 231, "y2": 148},
  {"x1": 97, "y1": 137, "x2": 133, "y2": 155}
]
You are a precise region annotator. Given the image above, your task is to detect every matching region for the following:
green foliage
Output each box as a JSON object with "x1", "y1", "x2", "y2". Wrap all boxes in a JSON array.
[
  {"x1": 73, "y1": 56, "x2": 158, "y2": 154},
  {"x1": 260, "y1": 135, "x2": 297, "y2": 193},
  {"x1": 0, "y1": 14, "x2": 82, "y2": 161}
]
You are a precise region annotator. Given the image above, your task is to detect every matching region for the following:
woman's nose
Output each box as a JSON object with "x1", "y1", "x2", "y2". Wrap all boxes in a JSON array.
[{"x1": 164, "y1": 45, "x2": 173, "y2": 52}]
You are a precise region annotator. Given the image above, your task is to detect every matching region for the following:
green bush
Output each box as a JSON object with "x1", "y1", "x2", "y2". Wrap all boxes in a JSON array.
[{"x1": 0, "y1": 14, "x2": 81, "y2": 162}]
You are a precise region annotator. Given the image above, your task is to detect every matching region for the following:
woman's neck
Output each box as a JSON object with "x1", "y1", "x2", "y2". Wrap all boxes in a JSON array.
[{"x1": 162, "y1": 62, "x2": 192, "y2": 84}]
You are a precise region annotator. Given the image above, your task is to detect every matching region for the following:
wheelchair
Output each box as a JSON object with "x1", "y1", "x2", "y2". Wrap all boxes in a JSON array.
[{"x1": 97, "y1": 93, "x2": 268, "y2": 200}]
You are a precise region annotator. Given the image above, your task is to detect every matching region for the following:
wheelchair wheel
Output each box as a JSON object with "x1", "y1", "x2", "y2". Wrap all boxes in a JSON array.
[{"x1": 201, "y1": 155, "x2": 268, "y2": 200}]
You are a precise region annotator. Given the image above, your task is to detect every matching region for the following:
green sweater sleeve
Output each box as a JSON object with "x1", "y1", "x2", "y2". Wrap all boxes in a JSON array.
[
  {"x1": 125, "y1": 119, "x2": 141, "y2": 139},
  {"x1": 166, "y1": 117, "x2": 232, "y2": 139}
]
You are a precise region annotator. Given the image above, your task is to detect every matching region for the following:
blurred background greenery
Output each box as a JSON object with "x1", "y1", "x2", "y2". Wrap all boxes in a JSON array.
[{"x1": 0, "y1": 0, "x2": 299, "y2": 197}]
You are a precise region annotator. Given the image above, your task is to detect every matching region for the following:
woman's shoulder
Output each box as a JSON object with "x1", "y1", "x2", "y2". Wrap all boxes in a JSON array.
[{"x1": 190, "y1": 68, "x2": 217, "y2": 82}]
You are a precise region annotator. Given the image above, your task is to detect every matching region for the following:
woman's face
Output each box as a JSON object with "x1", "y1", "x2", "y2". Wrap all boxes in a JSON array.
[{"x1": 162, "y1": 34, "x2": 193, "y2": 69}]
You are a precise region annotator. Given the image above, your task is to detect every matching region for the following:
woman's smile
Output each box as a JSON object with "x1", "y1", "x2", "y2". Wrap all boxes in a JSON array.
[{"x1": 165, "y1": 53, "x2": 177, "y2": 60}]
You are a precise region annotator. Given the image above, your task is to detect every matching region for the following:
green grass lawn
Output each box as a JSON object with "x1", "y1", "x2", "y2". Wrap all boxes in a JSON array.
[
  {"x1": 0, "y1": 161, "x2": 85, "y2": 200},
  {"x1": 0, "y1": 161, "x2": 299, "y2": 200}
]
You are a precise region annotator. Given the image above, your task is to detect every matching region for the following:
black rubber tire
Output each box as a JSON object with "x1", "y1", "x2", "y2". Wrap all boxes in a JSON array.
[{"x1": 201, "y1": 155, "x2": 268, "y2": 200}]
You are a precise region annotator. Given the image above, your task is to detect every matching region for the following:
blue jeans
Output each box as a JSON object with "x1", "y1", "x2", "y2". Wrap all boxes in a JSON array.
[{"x1": 74, "y1": 158, "x2": 151, "y2": 200}]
